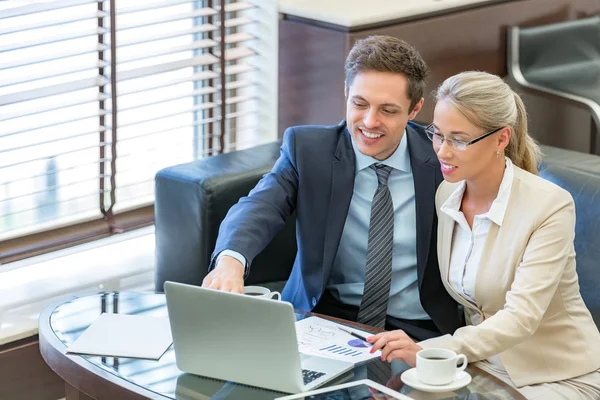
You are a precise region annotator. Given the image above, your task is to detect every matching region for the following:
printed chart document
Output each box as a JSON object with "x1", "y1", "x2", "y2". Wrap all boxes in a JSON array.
[
  {"x1": 67, "y1": 313, "x2": 173, "y2": 360},
  {"x1": 295, "y1": 316, "x2": 381, "y2": 364}
]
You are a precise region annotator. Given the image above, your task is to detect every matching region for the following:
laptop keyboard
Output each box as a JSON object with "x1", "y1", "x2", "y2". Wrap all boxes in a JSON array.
[{"x1": 302, "y1": 369, "x2": 326, "y2": 385}]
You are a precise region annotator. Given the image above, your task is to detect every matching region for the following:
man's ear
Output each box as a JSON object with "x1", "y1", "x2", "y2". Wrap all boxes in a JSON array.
[
  {"x1": 408, "y1": 98, "x2": 424, "y2": 120},
  {"x1": 344, "y1": 84, "x2": 348, "y2": 99}
]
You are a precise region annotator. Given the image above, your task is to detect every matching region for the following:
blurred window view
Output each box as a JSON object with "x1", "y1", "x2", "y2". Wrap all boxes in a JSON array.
[{"x1": 0, "y1": 0, "x2": 276, "y2": 257}]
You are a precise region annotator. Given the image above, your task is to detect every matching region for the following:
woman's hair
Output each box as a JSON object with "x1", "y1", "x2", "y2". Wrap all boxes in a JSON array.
[{"x1": 435, "y1": 71, "x2": 541, "y2": 174}]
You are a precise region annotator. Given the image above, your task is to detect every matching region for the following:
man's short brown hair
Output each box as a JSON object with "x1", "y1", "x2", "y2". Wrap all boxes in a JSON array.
[{"x1": 345, "y1": 35, "x2": 429, "y2": 112}]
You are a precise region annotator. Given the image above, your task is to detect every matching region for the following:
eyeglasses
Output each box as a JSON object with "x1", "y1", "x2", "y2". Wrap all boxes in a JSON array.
[{"x1": 425, "y1": 124, "x2": 503, "y2": 151}]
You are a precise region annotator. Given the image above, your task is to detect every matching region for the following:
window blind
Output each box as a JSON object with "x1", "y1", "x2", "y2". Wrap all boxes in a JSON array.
[{"x1": 0, "y1": 0, "x2": 277, "y2": 264}]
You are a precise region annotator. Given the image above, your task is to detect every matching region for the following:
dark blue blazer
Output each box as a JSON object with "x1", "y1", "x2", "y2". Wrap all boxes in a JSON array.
[{"x1": 212, "y1": 121, "x2": 462, "y2": 335}]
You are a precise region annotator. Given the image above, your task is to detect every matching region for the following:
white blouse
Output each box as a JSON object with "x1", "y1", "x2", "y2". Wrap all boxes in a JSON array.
[{"x1": 440, "y1": 157, "x2": 514, "y2": 368}]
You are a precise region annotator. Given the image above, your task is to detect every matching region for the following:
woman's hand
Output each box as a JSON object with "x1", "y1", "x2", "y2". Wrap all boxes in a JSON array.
[{"x1": 367, "y1": 330, "x2": 422, "y2": 367}]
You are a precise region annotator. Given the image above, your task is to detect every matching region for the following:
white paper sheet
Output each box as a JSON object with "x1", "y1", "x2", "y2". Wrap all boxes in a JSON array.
[
  {"x1": 295, "y1": 316, "x2": 381, "y2": 364},
  {"x1": 67, "y1": 313, "x2": 173, "y2": 360}
]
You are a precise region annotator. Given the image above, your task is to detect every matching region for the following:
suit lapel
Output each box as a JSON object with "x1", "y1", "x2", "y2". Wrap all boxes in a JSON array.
[
  {"x1": 473, "y1": 213, "x2": 500, "y2": 307},
  {"x1": 406, "y1": 125, "x2": 438, "y2": 289},
  {"x1": 321, "y1": 128, "x2": 355, "y2": 287},
  {"x1": 439, "y1": 213, "x2": 454, "y2": 286}
]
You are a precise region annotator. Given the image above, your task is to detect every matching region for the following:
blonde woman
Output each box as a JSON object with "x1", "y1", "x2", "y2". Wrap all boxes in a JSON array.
[{"x1": 368, "y1": 71, "x2": 600, "y2": 399}]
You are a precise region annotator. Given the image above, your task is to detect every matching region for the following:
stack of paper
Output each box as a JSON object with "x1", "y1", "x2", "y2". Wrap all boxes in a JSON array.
[{"x1": 295, "y1": 317, "x2": 381, "y2": 364}]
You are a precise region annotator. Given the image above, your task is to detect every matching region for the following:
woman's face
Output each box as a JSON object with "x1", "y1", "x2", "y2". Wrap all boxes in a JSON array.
[{"x1": 431, "y1": 99, "x2": 510, "y2": 183}]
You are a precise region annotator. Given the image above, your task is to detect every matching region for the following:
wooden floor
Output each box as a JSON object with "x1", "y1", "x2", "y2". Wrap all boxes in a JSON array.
[{"x1": 0, "y1": 336, "x2": 65, "y2": 400}]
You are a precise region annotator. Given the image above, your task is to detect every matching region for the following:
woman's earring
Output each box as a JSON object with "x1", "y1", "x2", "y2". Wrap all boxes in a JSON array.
[{"x1": 496, "y1": 150, "x2": 502, "y2": 158}]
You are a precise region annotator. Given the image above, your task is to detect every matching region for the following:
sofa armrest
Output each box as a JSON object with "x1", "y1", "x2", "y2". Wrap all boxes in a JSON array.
[
  {"x1": 154, "y1": 141, "x2": 297, "y2": 292},
  {"x1": 539, "y1": 145, "x2": 600, "y2": 326}
]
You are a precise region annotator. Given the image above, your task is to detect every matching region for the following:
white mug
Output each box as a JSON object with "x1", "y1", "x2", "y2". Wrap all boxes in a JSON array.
[
  {"x1": 243, "y1": 285, "x2": 281, "y2": 301},
  {"x1": 416, "y1": 348, "x2": 468, "y2": 386}
]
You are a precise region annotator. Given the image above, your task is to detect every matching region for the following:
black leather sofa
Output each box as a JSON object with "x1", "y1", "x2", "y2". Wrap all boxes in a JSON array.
[
  {"x1": 537, "y1": 146, "x2": 600, "y2": 326},
  {"x1": 154, "y1": 142, "x2": 600, "y2": 326}
]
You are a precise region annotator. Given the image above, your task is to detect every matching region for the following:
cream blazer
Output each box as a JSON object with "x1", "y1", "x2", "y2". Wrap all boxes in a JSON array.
[{"x1": 420, "y1": 165, "x2": 600, "y2": 387}]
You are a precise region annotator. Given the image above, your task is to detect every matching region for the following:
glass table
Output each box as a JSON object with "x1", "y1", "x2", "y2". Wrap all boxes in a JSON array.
[{"x1": 39, "y1": 292, "x2": 525, "y2": 399}]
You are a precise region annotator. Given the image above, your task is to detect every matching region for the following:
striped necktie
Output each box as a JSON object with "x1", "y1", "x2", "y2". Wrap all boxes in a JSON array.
[{"x1": 357, "y1": 164, "x2": 394, "y2": 329}]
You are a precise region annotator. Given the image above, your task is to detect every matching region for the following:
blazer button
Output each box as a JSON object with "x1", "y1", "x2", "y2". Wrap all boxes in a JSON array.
[{"x1": 312, "y1": 297, "x2": 317, "y2": 307}]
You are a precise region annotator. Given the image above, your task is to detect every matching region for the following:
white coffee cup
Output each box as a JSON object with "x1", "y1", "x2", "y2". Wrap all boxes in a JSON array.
[
  {"x1": 416, "y1": 348, "x2": 468, "y2": 386},
  {"x1": 243, "y1": 285, "x2": 281, "y2": 301}
]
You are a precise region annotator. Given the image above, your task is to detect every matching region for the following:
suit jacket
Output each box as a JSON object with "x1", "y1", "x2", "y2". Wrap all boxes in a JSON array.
[
  {"x1": 421, "y1": 165, "x2": 600, "y2": 387},
  {"x1": 212, "y1": 121, "x2": 463, "y2": 335}
]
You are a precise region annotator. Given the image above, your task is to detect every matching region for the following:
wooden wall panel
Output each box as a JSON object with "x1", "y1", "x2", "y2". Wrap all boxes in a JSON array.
[
  {"x1": 0, "y1": 336, "x2": 64, "y2": 400},
  {"x1": 278, "y1": 20, "x2": 348, "y2": 135},
  {"x1": 350, "y1": 0, "x2": 600, "y2": 126},
  {"x1": 279, "y1": 0, "x2": 600, "y2": 151}
]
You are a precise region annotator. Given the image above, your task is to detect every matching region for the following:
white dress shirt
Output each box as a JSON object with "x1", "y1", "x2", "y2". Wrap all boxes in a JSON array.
[{"x1": 440, "y1": 157, "x2": 514, "y2": 368}]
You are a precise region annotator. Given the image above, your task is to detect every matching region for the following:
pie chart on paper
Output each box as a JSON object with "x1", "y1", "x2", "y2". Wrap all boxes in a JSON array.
[{"x1": 348, "y1": 339, "x2": 368, "y2": 348}]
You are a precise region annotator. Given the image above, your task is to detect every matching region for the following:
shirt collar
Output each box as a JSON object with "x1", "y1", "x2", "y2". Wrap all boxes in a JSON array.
[
  {"x1": 350, "y1": 129, "x2": 411, "y2": 173},
  {"x1": 440, "y1": 157, "x2": 514, "y2": 227}
]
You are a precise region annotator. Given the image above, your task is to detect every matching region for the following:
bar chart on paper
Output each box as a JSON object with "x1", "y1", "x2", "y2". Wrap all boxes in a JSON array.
[
  {"x1": 295, "y1": 317, "x2": 381, "y2": 364},
  {"x1": 319, "y1": 344, "x2": 364, "y2": 357}
]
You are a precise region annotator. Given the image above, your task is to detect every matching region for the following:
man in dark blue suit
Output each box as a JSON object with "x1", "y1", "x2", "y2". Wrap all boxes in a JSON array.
[{"x1": 202, "y1": 36, "x2": 462, "y2": 341}]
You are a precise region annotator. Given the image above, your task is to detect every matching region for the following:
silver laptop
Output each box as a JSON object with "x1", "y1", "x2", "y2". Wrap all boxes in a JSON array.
[{"x1": 164, "y1": 281, "x2": 354, "y2": 393}]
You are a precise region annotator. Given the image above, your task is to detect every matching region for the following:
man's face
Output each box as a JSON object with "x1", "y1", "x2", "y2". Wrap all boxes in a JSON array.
[{"x1": 346, "y1": 70, "x2": 423, "y2": 161}]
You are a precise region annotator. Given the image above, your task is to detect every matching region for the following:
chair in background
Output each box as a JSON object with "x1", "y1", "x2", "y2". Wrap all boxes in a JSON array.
[{"x1": 507, "y1": 16, "x2": 600, "y2": 155}]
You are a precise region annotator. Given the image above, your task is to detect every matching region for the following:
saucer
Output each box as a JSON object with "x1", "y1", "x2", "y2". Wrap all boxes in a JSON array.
[{"x1": 400, "y1": 368, "x2": 471, "y2": 393}]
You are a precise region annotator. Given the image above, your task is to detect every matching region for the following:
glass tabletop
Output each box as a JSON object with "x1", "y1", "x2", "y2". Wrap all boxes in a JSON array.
[{"x1": 48, "y1": 292, "x2": 521, "y2": 399}]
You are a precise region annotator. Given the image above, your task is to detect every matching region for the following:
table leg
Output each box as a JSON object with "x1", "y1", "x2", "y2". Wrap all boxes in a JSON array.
[{"x1": 65, "y1": 382, "x2": 94, "y2": 400}]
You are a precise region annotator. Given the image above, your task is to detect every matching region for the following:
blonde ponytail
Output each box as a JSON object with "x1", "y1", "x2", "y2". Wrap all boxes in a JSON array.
[{"x1": 507, "y1": 92, "x2": 541, "y2": 174}]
